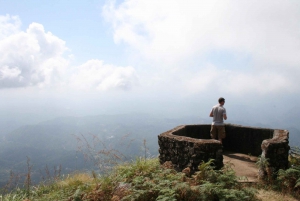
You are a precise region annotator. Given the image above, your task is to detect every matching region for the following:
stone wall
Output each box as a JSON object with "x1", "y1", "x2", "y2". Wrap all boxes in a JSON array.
[
  {"x1": 158, "y1": 124, "x2": 289, "y2": 173},
  {"x1": 158, "y1": 125, "x2": 223, "y2": 172},
  {"x1": 223, "y1": 124, "x2": 274, "y2": 156},
  {"x1": 262, "y1": 129, "x2": 290, "y2": 171}
]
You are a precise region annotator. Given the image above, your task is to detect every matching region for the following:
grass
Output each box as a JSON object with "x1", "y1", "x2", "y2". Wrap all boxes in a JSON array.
[
  {"x1": 2, "y1": 150, "x2": 300, "y2": 200},
  {"x1": 257, "y1": 189, "x2": 299, "y2": 201},
  {"x1": 0, "y1": 158, "x2": 258, "y2": 201}
]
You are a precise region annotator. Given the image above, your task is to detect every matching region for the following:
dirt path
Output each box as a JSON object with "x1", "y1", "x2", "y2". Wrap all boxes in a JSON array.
[{"x1": 223, "y1": 151, "x2": 258, "y2": 182}]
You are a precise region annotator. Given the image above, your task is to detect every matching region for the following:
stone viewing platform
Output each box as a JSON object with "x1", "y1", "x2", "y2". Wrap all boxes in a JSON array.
[{"x1": 158, "y1": 124, "x2": 289, "y2": 179}]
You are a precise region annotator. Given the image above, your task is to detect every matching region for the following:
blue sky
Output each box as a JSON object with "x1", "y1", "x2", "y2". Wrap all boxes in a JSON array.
[
  {"x1": 0, "y1": 0, "x2": 125, "y2": 65},
  {"x1": 0, "y1": 0, "x2": 300, "y2": 125}
]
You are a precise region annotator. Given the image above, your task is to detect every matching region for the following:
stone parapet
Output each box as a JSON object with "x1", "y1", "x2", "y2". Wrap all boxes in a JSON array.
[
  {"x1": 261, "y1": 129, "x2": 289, "y2": 171},
  {"x1": 158, "y1": 124, "x2": 289, "y2": 175},
  {"x1": 223, "y1": 124, "x2": 274, "y2": 156},
  {"x1": 158, "y1": 125, "x2": 223, "y2": 172}
]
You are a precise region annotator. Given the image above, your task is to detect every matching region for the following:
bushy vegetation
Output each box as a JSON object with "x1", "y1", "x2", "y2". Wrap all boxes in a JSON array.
[
  {"x1": 276, "y1": 147, "x2": 300, "y2": 194},
  {"x1": 3, "y1": 144, "x2": 300, "y2": 200},
  {"x1": 254, "y1": 146, "x2": 300, "y2": 200},
  {"x1": 0, "y1": 158, "x2": 258, "y2": 201}
]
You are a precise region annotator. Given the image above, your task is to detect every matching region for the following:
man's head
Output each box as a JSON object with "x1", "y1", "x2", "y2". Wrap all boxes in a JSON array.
[{"x1": 218, "y1": 97, "x2": 225, "y2": 105}]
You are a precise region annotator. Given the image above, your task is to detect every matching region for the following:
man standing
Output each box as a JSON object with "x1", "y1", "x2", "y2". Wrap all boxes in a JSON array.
[{"x1": 209, "y1": 97, "x2": 227, "y2": 144}]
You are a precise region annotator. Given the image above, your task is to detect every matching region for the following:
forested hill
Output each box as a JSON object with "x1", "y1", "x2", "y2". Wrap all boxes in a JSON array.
[
  {"x1": 0, "y1": 113, "x2": 299, "y2": 188},
  {"x1": 0, "y1": 114, "x2": 202, "y2": 187}
]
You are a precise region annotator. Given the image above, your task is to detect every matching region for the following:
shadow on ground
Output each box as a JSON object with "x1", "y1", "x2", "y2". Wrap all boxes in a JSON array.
[{"x1": 223, "y1": 151, "x2": 258, "y2": 182}]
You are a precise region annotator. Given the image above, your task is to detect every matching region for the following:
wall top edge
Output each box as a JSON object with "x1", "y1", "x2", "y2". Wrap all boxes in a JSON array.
[{"x1": 170, "y1": 124, "x2": 285, "y2": 131}]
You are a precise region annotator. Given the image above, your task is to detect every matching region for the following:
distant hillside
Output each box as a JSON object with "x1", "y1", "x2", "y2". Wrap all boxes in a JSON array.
[
  {"x1": 0, "y1": 112, "x2": 299, "y2": 188},
  {"x1": 0, "y1": 114, "x2": 202, "y2": 187}
]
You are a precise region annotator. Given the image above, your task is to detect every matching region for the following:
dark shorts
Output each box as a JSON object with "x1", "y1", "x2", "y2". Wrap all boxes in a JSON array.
[{"x1": 210, "y1": 125, "x2": 226, "y2": 139}]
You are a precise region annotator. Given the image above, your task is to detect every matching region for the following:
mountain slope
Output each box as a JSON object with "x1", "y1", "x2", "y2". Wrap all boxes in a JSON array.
[{"x1": 0, "y1": 114, "x2": 202, "y2": 187}]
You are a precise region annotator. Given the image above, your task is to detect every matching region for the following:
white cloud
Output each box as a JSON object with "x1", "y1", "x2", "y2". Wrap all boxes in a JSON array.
[
  {"x1": 182, "y1": 64, "x2": 292, "y2": 96},
  {"x1": 103, "y1": 0, "x2": 300, "y2": 66},
  {"x1": 0, "y1": 65, "x2": 21, "y2": 79},
  {"x1": 70, "y1": 59, "x2": 139, "y2": 91},
  {"x1": 224, "y1": 71, "x2": 292, "y2": 94},
  {"x1": 103, "y1": 0, "x2": 300, "y2": 95},
  {"x1": 0, "y1": 14, "x2": 21, "y2": 40},
  {"x1": 183, "y1": 64, "x2": 221, "y2": 94},
  {"x1": 0, "y1": 16, "x2": 68, "y2": 88},
  {"x1": 0, "y1": 15, "x2": 139, "y2": 91}
]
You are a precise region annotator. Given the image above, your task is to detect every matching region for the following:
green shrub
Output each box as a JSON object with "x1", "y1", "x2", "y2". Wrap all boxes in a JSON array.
[
  {"x1": 290, "y1": 147, "x2": 300, "y2": 167},
  {"x1": 0, "y1": 158, "x2": 258, "y2": 201},
  {"x1": 274, "y1": 146, "x2": 300, "y2": 195}
]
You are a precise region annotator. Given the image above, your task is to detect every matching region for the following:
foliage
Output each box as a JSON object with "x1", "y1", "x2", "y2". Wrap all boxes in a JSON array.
[
  {"x1": 278, "y1": 166, "x2": 300, "y2": 193},
  {"x1": 0, "y1": 158, "x2": 258, "y2": 201},
  {"x1": 7, "y1": 147, "x2": 300, "y2": 200},
  {"x1": 256, "y1": 155, "x2": 270, "y2": 169},
  {"x1": 276, "y1": 146, "x2": 300, "y2": 194},
  {"x1": 5, "y1": 148, "x2": 300, "y2": 200},
  {"x1": 289, "y1": 147, "x2": 300, "y2": 166},
  {"x1": 192, "y1": 160, "x2": 257, "y2": 201},
  {"x1": 256, "y1": 155, "x2": 270, "y2": 180}
]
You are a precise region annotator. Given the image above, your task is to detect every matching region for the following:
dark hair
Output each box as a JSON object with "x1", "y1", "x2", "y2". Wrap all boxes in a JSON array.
[{"x1": 218, "y1": 97, "x2": 225, "y2": 103}]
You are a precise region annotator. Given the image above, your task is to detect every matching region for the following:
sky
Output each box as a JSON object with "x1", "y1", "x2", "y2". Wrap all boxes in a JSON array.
[{"x1": 0, "y1": 0, "x2": 300, "y2": 126}]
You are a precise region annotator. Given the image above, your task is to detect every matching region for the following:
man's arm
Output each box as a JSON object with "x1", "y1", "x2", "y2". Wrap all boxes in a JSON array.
[
  {"x1": 209, "y1": 110, "x2": 213, "y2": 117},
  {"x1": 223, "y1": 113, "x2": 227, "y2": 120}
]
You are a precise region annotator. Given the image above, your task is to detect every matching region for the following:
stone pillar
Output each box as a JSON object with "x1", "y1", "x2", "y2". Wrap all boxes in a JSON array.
[{"x1": 261, "y1": 129, "x2": 290, "y2": 174}]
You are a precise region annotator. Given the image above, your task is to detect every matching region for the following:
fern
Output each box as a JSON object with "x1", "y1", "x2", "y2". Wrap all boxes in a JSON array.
[
  {"x1": 0, "y1": 158, "x2": 258, "y2": 201},
  {"x1": 290, "y1": 147, "x2": 300, "y2": 169},
  {"x1": 278, "y1": 165, "x2": 300, "y2": 192}
]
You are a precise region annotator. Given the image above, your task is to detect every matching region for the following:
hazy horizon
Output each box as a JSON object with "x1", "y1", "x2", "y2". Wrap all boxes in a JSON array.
[{"x1": 1, "y1": 0, "x2": 300, "y2": 133}]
